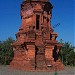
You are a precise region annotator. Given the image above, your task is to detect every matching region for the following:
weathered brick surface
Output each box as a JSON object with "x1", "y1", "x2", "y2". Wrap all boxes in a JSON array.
[{"x1": 10, "y1": 0, "x2": 64, "y2": 71}]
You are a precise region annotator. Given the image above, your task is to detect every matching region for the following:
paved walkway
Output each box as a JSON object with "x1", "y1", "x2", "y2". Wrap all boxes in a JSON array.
[{"x1": 0, "y1": 65, "x2": 75, "y2": 75}]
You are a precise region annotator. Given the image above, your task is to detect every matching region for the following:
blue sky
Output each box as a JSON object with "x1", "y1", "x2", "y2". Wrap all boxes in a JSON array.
[{"x1": 0, "y1": 0, "x2": 74, "y2": 46}]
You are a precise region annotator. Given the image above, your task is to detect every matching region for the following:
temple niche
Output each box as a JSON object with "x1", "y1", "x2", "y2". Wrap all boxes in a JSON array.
[{"x1": 10, "y1": 0, "x2": 64, "y2": 71}]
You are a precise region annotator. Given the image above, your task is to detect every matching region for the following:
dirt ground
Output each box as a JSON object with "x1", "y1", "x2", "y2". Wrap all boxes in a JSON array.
[{"x1": 0, "y1": 65, "x2": 75, "y2": 75}]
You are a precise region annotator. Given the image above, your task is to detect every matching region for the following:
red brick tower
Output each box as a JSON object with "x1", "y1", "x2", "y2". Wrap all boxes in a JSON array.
[{"x1": 10, "y1": 0, "x2": 64, "y2": 71}]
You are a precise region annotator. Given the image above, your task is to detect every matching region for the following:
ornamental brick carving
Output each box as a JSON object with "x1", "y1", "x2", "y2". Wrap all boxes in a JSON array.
[{"x1": 10, "y1": 0, "x2": 64, "y2": 71}]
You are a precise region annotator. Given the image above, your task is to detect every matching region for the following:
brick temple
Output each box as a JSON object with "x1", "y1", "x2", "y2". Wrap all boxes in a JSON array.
[{"x1": 10, "y1": 0, "x2": 64, "y2": 71}]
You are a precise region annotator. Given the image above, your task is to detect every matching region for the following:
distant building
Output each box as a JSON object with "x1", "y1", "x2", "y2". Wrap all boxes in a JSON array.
[{"x1": 10, "y1": 0, "x2": 64, "y2": 71}]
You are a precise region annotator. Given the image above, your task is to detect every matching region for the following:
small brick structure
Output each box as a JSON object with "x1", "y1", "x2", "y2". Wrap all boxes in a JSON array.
[{"x1": 10, "y1": 0, "x2": 64, "y2": 71}]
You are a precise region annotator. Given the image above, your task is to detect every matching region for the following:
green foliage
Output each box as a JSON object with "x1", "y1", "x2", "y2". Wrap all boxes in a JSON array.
[
  {"x1": 54, "y1": 71, "x2": 58, "y2": 75},
  {"x1": 0, "y1": 37, "x2": 14, "y2": 65},
  {"x1": 59, "y1": 39, "x2": 75, "y2": 66}
]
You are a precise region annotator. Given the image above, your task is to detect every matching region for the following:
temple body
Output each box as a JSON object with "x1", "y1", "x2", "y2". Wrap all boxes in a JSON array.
[{"x1": 10, "y1": 0, "x2": 64, "y2": 71}]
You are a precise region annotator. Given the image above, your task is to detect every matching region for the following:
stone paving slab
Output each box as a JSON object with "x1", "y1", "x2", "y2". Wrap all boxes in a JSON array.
[{"x1": 0, "y1": 65, "x2": 75, "y2": 75}]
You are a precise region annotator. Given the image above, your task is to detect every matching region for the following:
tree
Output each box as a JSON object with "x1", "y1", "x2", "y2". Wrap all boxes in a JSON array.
[
  {"x1": 59, "y1": 40, "x2": 75, "y2": 66},
  {"x1": 0, "y1": 37, "x2": 14, "y2": 65}
]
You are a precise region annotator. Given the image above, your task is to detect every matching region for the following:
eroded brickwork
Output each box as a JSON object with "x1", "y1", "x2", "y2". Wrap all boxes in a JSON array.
[{"x1": 10, "y1": 0, "x2": 64, "y2": 71}]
